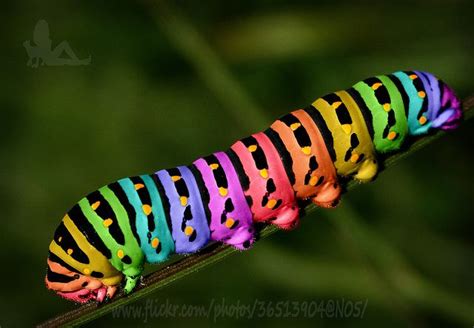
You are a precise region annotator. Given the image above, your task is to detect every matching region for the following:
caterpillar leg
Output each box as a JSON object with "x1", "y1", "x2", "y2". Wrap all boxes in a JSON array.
[
  {"x1": 353, "y1": 159, "x2": 378, "y2": 183},
  {"x1": 311, "y1": 182, "x2": 342, "y2": 208},
  {"x1": 269, "y1": 205, "x2": 300, "y2": 230}
]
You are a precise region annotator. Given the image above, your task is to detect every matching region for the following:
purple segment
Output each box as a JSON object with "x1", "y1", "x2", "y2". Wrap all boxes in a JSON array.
[
  {"x1": 155, "y1": 166, "x2": 210, "y2": 254},
  {"x1": 415, "y1": 71, "x2": 440, "y2": 121},
  {"x1": 193, "y1": 152, "x2": 254, "y2": 250}
]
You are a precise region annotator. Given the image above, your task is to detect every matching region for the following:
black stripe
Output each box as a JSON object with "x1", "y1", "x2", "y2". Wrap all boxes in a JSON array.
[
  {"x1": 170, "y1": 170, "x2": 190, "y2": 198},
  {"x1": 48, "y1": 251, "x2": 81, "y2": 274},
  {"x1": 47, "y1": 267, "x2": 78, "y2": 283},
  {"x1": 202, "y1": 154, "x2": 228, "y2": 189},
  {"x1": 225, "y1": 148, "x2": 250, "y2": 191},
  {"x1": 303, "y1": 106, "x2": 337, "y2": 162},
  {"x1": 188, "y1": 164, "x2": 211, "y2": 226},
  {"x1": 67, "y1": 204, "x2": 112, "y2": 259},
  {"x1": 151, "y1": 173, "x2": 174, "y2": 234},
  {"x1": 388, "y1": 74, "x2": 409, "y2": 117},
  {"x1": 87, "y1": 190, "x2": 126, "y2": 245},
  {"x1": 264, "y1": 128, "x2": 295, "y2": 185},
  {"x1": 107, "y1": 182, "x2": 141, "y2": 248},
  {"x1": 346, "y1": 87, "x2": 375, "y2": 139},
  {"x1": 129, "y1": 176, "x2": 156, "y2": 233},
  {"x1": 240, "y1": 136, "x2": 269, "y2": 171},
  {"x1": 53, "y1": 221, "x2": 90, "y2": 264}
]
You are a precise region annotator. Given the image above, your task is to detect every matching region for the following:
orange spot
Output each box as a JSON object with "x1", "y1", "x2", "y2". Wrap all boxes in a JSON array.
[
  {"x1": 134, "y1": 183, "x2": 145, "y2": 190},
  {"x1": 301, "y1": 146, "x2": 311, "y2": 155},
  {"x1": 260, "y1": 169, "x2": 268, "y2": 179},
  {"x1": 371, "y1": 82, "x2": 382, "y2": 90},
  {"x1": 67, "y1": 248, "x2": 73, "y2": 255},
  {"x1": 151, "y1": 238, "x2": 160, "y2": 249},
  {"x1": 331, "y1": 101, "x2": 342, "y2": 109},
  {"x1": 418, "y1": 91, "x2": 426, "y2": 98},
  {"x1": 383, "y1": 103, "x2": 391, "y2": 112},
  {"x1": 225, "y1": 218, "x2": 235, "y2": 228},
  {"x1": 248, "y1": 145, "x2": 257, "y2": 152},
  {"x1": 267, "y1": 199, "x2": 278, "y2": 209},
  {"x1": 83, "y1": 268, "x2": 91, "y2": 275},
  {"x1": 210, "y1": 163, "x2": 219, "y2": 170},
  {"x1": 171, "y1": 176, "x2": 181, "y2": 182},
  {"x1": 218, "y1": 187, "x2": 228, "y2": 197},
  {"x1": 180, "y1": 196, "x2": 188, "y2": 206},
  {"x1": 103, "y1": 218, "x2": 113, "y2": 227},
  {"x1": 142, "y1": 204, "x2": 152, "y2": 216},
  {"x1": 91, "y1": 201, "x2": 100, "y2": 210},
  {"x1": 409, "y1": 74, "x2": 417, "y2": 80},
  {"x1": 290, "y1": 123, "x2": 301, "y2": 131},
  {"x1": 184, "y1": 226, "x2": 194, "y2": 236},
  {"x1": 419, "y1": 116, "x2": 427, "y2": 125},
  {"x1": 350, "y1": 153, "x2": 360, "y2": 163},
  {"x1": 309, "y1": 176, "x2": 319, "y2": 186},
  {"x1": 387, "y1": 131, "x2": 398, "y2": 140},
  {"x1": 117, "y1": 249, "x2": 124, "y2": 259}
]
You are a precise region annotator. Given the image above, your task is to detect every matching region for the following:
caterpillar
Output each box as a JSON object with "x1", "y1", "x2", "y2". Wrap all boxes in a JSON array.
[{"x1": 45, "y1": 70, "x2": 462, "y2": 303}]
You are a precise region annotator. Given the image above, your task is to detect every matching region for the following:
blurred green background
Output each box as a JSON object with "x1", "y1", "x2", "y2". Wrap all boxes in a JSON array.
[{"x1": 1, "y1": 0, "x2": 473, "y2": 326}]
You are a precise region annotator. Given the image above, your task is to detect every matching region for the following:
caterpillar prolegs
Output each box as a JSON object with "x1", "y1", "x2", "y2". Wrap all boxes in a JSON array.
[{"x1": 45, "y1": 70, "x2": 462, "y2": 303}]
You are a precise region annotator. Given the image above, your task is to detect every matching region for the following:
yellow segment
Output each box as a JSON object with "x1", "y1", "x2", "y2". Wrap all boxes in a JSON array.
[
  {"x1": 151, "y1": 237, "x2": 160, "y2": 249},
  {"x1": 383, "y1": 103, "x2": 391, "y2": 112},
  {"x1": 49, "y1": 215, "x2": 122, "y2": 284},
  {"x1": 210, "y1": 163, "x2": 219, "y2": 170},
  {"x1": 419, "y1": 116, "x2": 427, "y2": 125},
  {"x1": 341, "y1": 124, "x2": 352, "y2": 135},
  {"x1": 309, "y1": 176, "x2": 319, "y2": 186},
  {"x1": 387, "y1": 131, "x2": 398, "y2": 140},
  {"x1": 134, "y1": 183, "x2": 145, "y2": 190},
  {"x1": 142, "y1": 204, "x2": 152, "y2": 216},
  {"x1": 301, "y1": 146, "x2": 311, "y2": 155},
  {"x1": 91, "y1": 201, "x2": 100, "y2": 210},
  {"x1": 171, "y1": 176, "x2": 181, "y2": 182},
  {"x1": 418, "y1": 91, "x2": 426, "y2": 98},
  {"x1": 331, "y1": 101, "x2": 342, "y2": 109},
  {"x1": 409, "y1": 74, "x2": 417, "y2": 80},
  {"x1": 218, "y1": 187, "x2": 228, "y2": 197},
  {"x1": 267, "y1": 199, "x2": 278, "y2": 209},
  {"x1": 103, "y1": 218, "x2": 113, "y2": 228},
  {"x1": 259, "y1": 169, "x2": 268, "y2": 179},
  {"x1": 371, "y1": 82, "x2": 382, "y2": 90},
  {"x1": 225, "y1": 218, "x2": 235, "y2": 228},
  {"x1": 184, "y1": 226, "x2": 194, "y2": 236},
  {"x1": 248, "y1": 145, "x2": 257, "y2": 152},
  {"x1": 290, "y1": 122, "x2": 301, "y2": 131},
  {"x1": 67, "y1": 248, "x2": 73, "y2": 255},
  {"x1": 350, "y1": 153, "x2": 360, "y2": 163},
  {"x1": 117, "y1": 249, "x2": 124, "y2": 259},
  {"x1": 180, "y1": 196, "x2": 188, "y2": 206}
]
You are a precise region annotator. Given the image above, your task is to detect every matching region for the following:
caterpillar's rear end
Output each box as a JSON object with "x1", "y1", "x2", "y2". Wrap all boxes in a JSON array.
[{"x1": 45, "y1": 70, "x2": 462, "y2": 303}]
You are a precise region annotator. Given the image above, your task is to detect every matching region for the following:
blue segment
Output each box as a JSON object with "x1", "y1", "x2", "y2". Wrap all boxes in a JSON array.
[
  {"x1": 118, "y1": 176, "x2": 175, "y2": 264},
  {"x1": 393, "y1": 71, "x2": 431, "y2": 135}
]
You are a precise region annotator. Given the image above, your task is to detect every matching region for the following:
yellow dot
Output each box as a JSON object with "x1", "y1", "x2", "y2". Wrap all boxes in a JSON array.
[
  {"x1": 331, "y1": 101, "x2": 342, "y2": 109},
  {"x1": 290, "y1": 123, "x2": 301, "y2": 131},
  {"x1": 103, "y1": 218, "x2": 113, "y2": 227},
  {"x1": 171, "y1": 176, "x2": 181, "y2": 182},
  {"x1": 409, "y1": 74, "x2": 417, "y2": 80},
  {"x1": 225, "y1": 218, "x2": 235, "y2": 228},
  {"x1": 151, "y1": 237, "x2": 160, "y2": 249},
  {"x1": 309, "y1": 176, "x2": 319, "y2": 186},
  {"x1": 218, "y1": 187, "x2": 228, "y2": 197},
  {"x1": 209, "y1": 163, "x2": 219, "y2": 170},
  {"x1": 301, "y1": 146, "x2": 311, "y2": 155},
  {"x1": 142, "y1": 204, "x2": 152, "y2": 216},
  {"x1": 387, "y1": 131, "x2": 398, "y2": 140},
  {"x1": 371, "y1": 82, "x2": 382, "y2": 90},
  {"x1": 350, "y1": 153, "x2": 360, "y2": 163},
  {"x1": 91, "y1": 201, "x2": 100, "y2": 210},
  {"x1": 260, "y1": 169, "x2": 268, "y2": 179},
  {"x1": 248, "y1": 145, "x2": 257, "y2": 152},
  {"x1": 180, "y1": 196, "x2": 188, "y2": 206},
  {"x1": 418, "y1": 91, "x2": 426, "y2": 98},
  {"x1": 266, "y1": 199, "x2": 278, "y2": 209},
  {"x1": 83, "y1": 268, "x2": 91, "y2": 275},
  {"x1": 184, "y1": 226, "x2": 194, "y2": 236},
  {"x1": 419, "y1": 116, "x2": 427, "y2": 125},
  {"x1": 58, "y1": 236, "x2": 62, "y2": 243},
  {"x1": 383, "y1": 103, "x2": 391, "y2": 112},
  {"x1": 117, "y1": 249, "x2": 124, "y2": 259},
  {"x1": 67, "y1": 248, "x2": 73, "y2": 255},
  {"x1": 341, "y1": 124, "x2": 352, "y2": 135},
  {"x1": 134, "y1": 183, "x2": 145, "y2": 190}
]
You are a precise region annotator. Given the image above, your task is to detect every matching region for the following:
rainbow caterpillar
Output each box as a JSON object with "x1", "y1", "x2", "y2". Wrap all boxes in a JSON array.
[{"x1": 45, "y1": 70, "x2": 462, "y2": 303}]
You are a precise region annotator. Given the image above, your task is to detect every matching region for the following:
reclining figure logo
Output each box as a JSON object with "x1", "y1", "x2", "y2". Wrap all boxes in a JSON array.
[{"x1": 24, "y1": 20, "x2": 91, "y2": 68}]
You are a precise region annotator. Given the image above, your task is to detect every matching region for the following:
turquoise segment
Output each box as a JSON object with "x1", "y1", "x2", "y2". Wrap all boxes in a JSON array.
[
  {"x1": 118, "y1": 176, "x2": 175, "y2": 264},
  {"x1": 393, "y1": 71, "x2": 431, "y2": 135}
]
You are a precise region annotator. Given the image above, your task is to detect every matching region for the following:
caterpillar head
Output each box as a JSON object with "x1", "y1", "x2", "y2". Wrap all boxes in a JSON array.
[{"x1": 45, "y1": 255, "x2": 119, "y2": 303}]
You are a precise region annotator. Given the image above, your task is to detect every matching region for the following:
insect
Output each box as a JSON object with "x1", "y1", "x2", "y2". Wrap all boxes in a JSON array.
[{"x1": 45, "y1": 70, "x2": 462, "y2": 303}]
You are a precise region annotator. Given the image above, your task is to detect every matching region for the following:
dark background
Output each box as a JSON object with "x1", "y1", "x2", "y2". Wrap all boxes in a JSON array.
[{"x1": 0, "y1": 0, "x2": 473, "y2": 326}]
